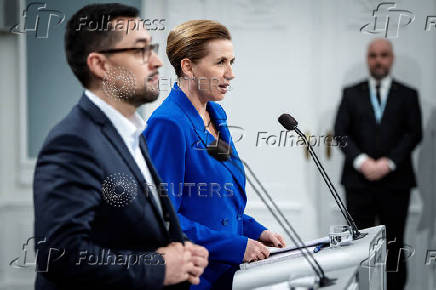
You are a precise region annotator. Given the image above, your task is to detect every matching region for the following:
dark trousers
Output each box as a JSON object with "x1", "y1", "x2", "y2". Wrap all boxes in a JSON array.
[{"x1": 345, "y1": 186, "x2": 411, "y2": 290}]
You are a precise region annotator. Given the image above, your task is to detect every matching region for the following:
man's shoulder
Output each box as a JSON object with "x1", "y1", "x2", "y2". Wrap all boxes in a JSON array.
[
  {"x1": 340, "y1": 80, "x2": 368, "y2": 103},
  {"x1": 391, "y1": 79, "x2": 418, "y2": 95},
  {"x1": 41, "y1": 103, "x2": 97, "y2": 151}
]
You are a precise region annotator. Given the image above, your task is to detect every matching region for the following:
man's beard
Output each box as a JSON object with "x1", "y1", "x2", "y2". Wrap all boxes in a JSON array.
[
  {"x1": 102, "y1": 65, "x2": 159, "y2": 107},
  {"x1": 370, "y1": 65, "x2": 389, "y2": 80},
  {"x1": 124, "y1": 84, "x2": 159, "y2": 107}
]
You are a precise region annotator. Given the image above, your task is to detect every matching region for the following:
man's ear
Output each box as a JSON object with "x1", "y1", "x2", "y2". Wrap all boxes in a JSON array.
[
  {"x1": 87, "y1": 52, "x2": 108, "y2": 80},
  {"x1": 180, "y1": 58, "x2": 194, "y2": 79}
]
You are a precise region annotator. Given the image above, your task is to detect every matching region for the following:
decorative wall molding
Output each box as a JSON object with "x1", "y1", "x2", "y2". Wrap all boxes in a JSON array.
[{"x1": 17, "y1": 0, "x2": 36, "y2": 188}]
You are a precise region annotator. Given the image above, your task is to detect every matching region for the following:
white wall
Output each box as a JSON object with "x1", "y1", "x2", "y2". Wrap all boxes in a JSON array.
[
  {"x1": 0, "y1": 31, "x2": 35, "y2": 290},
  {"x1": 0, "y1": 0, "x2": 435, "y2": 289}
]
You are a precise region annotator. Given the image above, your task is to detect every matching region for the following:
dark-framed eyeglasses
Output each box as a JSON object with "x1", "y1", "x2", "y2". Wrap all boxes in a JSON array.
[{"x1": 97, "y1": 43, "x2": 159, "y2": 64}]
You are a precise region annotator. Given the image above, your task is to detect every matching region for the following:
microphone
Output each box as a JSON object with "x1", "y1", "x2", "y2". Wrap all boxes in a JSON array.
[
  {"x1": 206, "y1": 138, "x2": 232, "y2": 161},
  {"x1": 278, "y1": 114, "x2": 298, "y2": 130},
  {"x1": 207, "y1": 137, "x2": 335, "y2": 287},
  {"x1": 278, "y1": 113, "x2": 367, "y2": 240}
]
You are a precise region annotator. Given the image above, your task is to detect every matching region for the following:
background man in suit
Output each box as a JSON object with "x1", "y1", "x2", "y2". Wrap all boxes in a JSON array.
[
  {"x1": 33, "y1": 4, "x2": 208, "y2": 289},
  {"x1": 334, "y1": 38, "x2": 422, "y2": 290}
]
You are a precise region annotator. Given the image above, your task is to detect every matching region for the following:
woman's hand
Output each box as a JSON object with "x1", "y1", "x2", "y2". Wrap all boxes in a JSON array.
[
  {"x1": 243, "y1": 238, "x2": 270, "y2": 263},
  {"x1": 259, "y1": 230, "x2": 286, "y2": 248}
]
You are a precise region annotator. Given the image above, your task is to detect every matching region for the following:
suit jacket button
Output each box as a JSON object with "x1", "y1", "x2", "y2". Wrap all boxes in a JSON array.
[{"x1": 221, "y1": 218, "x2": 229, "y2": 226}]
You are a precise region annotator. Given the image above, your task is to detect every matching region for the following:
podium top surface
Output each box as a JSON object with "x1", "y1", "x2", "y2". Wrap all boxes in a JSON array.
[{"x1": 233, "y1": 225, "x2": 386, "y2": 290}]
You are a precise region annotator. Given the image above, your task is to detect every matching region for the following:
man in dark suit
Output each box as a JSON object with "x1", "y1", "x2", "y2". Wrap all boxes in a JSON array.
[
  {"x1": 33, "y1": 4, "x2": 208, "y2": 289},
  {"x1": 335, "y1": 38, "x2": 422, "y2": 290}
]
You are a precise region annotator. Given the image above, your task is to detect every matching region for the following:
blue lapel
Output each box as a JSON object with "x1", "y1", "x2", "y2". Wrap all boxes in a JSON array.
[
  {"x1": 169, "y1": 84, "x2": 211, "y2": 147},
  {"x1": 169, "y1": 84, "x2": 247, "y2": 198},
  {"x1": 77, "y1": 94, "x2": 170, "y2": 235}
]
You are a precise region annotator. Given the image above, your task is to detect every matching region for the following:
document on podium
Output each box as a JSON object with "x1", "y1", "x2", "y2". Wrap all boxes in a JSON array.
[
  {"x1": 239, "y1": 246, "x2": 317, "y2": 270},
  {"x1": 267, "y1": 236, "x2": 329, "y2": 255},
  {"x1": 239, "y1": 236, "x2": 329, "y2": 270}
]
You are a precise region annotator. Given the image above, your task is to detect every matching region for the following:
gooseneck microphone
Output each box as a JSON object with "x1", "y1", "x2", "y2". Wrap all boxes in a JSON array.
[
  {"x1": 207, "y1": 138, "x2": 335, "y2": 287},
  {"x1": 278, "y1": 113, "x2": 367, "y2": 240},
  {"x1": 206, "y1": 138, "x2": 232, "y2": 161}
]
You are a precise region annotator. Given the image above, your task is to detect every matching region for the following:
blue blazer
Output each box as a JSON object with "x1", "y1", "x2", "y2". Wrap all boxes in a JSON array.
[{"x1": 144, "y1": 84, "x2": 267, "y2": 288}]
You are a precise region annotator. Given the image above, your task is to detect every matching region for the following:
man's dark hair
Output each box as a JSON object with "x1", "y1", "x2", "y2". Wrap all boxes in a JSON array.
[{"x1": 65, "y1": 3, "x2": 139, "y2": 88}]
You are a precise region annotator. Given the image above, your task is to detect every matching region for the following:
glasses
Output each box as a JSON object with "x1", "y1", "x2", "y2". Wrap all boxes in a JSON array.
[{"x1": 97, "y1": 43, "x2": 159, "y2": 64}]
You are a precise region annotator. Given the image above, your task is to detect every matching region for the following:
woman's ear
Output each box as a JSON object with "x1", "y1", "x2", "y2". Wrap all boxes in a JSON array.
[
  {"x1": 180, "y1": 58, "x2": 194, "y2": 79},
  {"x1": 87, "y1": 52, "x2": 108, "y2": 80}
]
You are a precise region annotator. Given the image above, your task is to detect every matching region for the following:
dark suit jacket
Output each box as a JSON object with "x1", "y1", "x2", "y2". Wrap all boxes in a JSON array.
[
  {"x1": 33, "y1": 94, "x2": 189, "y2": 290},
  {"x1": 334, "y1": 79, "x2": 422, "y2": 190}
]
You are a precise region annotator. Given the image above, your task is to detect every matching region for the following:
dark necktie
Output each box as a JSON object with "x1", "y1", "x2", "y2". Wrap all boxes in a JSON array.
[{"x1": 375, "y1": 83, "x2": 381, "y2": 105}]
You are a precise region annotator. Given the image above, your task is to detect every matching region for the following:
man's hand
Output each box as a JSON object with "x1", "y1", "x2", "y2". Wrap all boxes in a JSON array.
[
  {"x1": 259, "y1": 230, "x2": 286, "y2": 248},
  {"x1": 243, "y1": 238, "x2": 270, "y2": 263},
  {"x1": 157, "y1": 242, "x2": 208, "y2": 286},
  {"x1": 360, "y1": 157, "x2": 391, "y2": 181},
  {"x1": 184, "y1": 242, "x2": 209, "y2": 284},
  {"x1": 375, "y1": 157, "x2": 391, "y2": 178}
]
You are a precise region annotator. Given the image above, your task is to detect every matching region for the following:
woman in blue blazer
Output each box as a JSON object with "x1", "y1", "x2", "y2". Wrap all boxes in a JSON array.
[{"x1": 144, "y1": 20, "x2": 285, "y2": 289}]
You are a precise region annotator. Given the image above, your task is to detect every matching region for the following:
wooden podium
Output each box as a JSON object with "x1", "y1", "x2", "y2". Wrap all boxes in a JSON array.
[{"x1": 233, "y1": 225, "x2": 387, "y2": 290}]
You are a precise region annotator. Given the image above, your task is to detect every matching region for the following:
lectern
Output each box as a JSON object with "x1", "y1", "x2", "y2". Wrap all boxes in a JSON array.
[{"x1": 233, "y1": 225, "x2": 387, "y2": 290}]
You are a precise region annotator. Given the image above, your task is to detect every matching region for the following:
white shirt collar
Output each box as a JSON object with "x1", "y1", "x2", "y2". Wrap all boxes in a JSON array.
[
  {"x1": 84, "y1": 89, "x2": 146, "y2": 150},
  {"x1": 369, "y1": 75, "x2": 392, "y2": 91}
]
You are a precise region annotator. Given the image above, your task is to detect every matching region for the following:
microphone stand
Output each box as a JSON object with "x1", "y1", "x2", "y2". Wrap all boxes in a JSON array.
[
  {"x1": 206, "y1": 140, "x2": 335, "y2": 287},
  {"x1": 291, "y1": 125, "x2": 367, "y2": 241},
  {"x1": 241, "y1": 159, "x2": 335, "y2": 287}
]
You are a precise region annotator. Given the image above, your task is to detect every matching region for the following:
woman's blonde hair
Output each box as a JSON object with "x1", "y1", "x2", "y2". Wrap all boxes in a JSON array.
[{"x1": 166, "y1": 20, "x2": 231, "y2": 77}]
